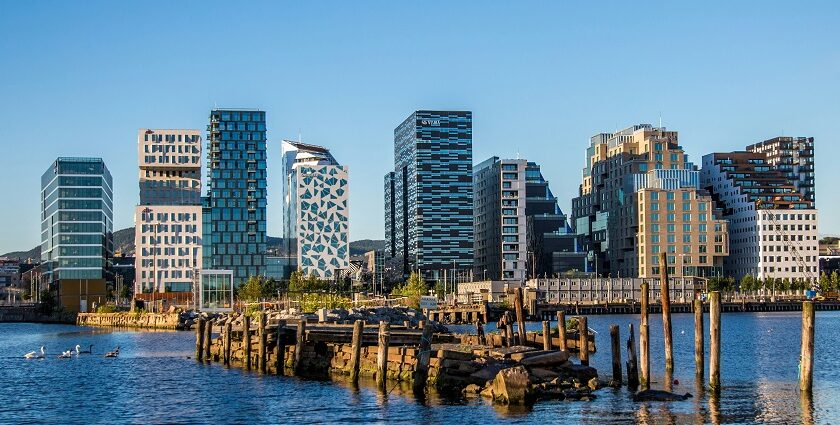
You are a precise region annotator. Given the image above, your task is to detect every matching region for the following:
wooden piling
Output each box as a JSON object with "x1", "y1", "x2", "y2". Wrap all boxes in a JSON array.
[
  {"x1": 506, "y1": 323, "x2": 515, "y2": 348},
  {"x1": 579, "y1": 316, "x2": 589, "y2": 366},
  {"x1": 800, "y1": 301, "x2": 815, "y2": 393},
  {"x1": 694, "y1": 298, "x2": 704, "y2": 382},
  {"x1": 514, "y1": 287, "x2": 526, "y2": 346},
  {"x1": 658, "y1": 252, "x2": 674, "y2": 386},
  {"x1": 640, "y1": 282, "x2": 650, "y2": 390},
  {"x1": 349, "y1": 319, "x2": 364, "y2": 383},
  {"x1": 413, "y1": 320, "x2": 434, "y2": 394},
  {"x1": 404, "y1": 320, "x2": 411, "y2": 329},
  {"x1": 223, "y1": 321, "x2": 232, "y2": 365},
  {"x1": 275, "y1": 320, "x2": 286, "y2": 376},
  {"x1": 709, "y1": 291, "x2": 721, "y2": 394},
  {"x1": 476, "y1": 320, "x2": 486, "y2": 346},
  {"x1": 294, "y1": 320, "x2": 306, "y2": 375},
  {"x1": 203, "y1": 319, "x2": 212, "y2": 362},
  {"x1": 557, "y1": 310, "x2": 567, "y2": 351},
  {"x1": 243, "y1": 315, "x2": 252, "y2": 370},
  {"x1": 376, "y1": 321, "x2": 391, "y2": 388},
  {"x1": 627, "y1": 323, "x2": 639, "y2": 388},
  {"x1": 195, "y1": 318, "x2": 205, "y2": 361},
  {"x1": 258, "y1": 312, "x2": 267, "y2": 373},
  {"x1": 610, "y1": 324, "x2": 621, "y2": 385},
  {"x1": 543, "y1": 320, "x2": 552, "y2": 350}
]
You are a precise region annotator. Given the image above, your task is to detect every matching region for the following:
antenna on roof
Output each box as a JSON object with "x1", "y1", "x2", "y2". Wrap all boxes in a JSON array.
[{"x1": 659, "y1": 111, "x2": 662, "y2": 129}]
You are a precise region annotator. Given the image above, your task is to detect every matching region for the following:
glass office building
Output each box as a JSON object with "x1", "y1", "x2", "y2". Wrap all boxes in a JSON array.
[
  {"x1": 204, "y1": 109, "x2": 267, "y2": 285},
  {"x1": 40, "y1": 157, "x2": 114, "y2": 283},
  {"x1": 384, "y1": 111, "x2": 474, "y2": 281}
]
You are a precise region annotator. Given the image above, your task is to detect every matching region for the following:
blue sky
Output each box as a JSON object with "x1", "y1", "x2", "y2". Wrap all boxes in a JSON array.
[{"x1": 1, "y1": 1, "x2": 838, "y2": 254}]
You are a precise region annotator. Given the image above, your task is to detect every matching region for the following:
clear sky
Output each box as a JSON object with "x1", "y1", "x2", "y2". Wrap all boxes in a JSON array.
[{"x1": 1, "y1": 1, "x2": 838, "y2": 255}]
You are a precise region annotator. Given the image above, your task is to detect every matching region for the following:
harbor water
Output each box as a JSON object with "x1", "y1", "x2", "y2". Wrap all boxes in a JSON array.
[{"x1": 1, "y1": 311, "x2": 839, "y2": 424}]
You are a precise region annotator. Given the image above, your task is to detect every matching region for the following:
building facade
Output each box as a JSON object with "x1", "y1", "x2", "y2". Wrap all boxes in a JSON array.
[
  {"x1": 571, "y1": 125, "x2": 728, "y2": 278},
  {"x1": 384, "y1": 110, "x2": 474, "y2": 281},
  {"x1": 281, "y1": 141, "x2": 349, "y2": 278},
  {"x1": 134, "y1": 129, "x2": 203, "y2": 295},
  {"x1": 204, "y1": 109, "x2": 267, "y2": 285},
  {"x1": 701, "y1": 147, "x2": 818, "y2": 283},
  {"x1": 746, "y1": 137, "x2": 815, "y2": 204},
  {"x1": 40, "y1": 157, "x2": 114, "y2": 283},
  {"x1": 473, "y1": 157, "x2": 527, "y2": 281},
  {"x1": 527, "y1": 276, "x2": 703, "y2": 304}
]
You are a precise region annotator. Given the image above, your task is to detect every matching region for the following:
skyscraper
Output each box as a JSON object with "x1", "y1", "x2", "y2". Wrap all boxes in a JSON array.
[
  {"x1": 134, "y1": 129, "x2": 203, "y2": 298},
  {"x1": 746, "y1": 136, "x2": 815, "y2": 205},
  {"x1": 281, "y1": 140, "x2": 349, "y2": 278},
  {"x1": 41, "y1": 157, "x2": 113, "y2": 283},
  {"x1": 384, "y1": 110, "x2": 474, "y2": 281},
  {"x1": 571, "y1": 125, "x2": 729, "y2": 278},
  {"x1": 204, "y1": 109, "x2": 267, "y2": 285}
]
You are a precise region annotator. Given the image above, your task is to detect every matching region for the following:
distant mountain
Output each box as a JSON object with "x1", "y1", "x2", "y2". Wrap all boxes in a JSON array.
[{"x1": 2, "y1": 226, "x2": 385, "y2": 262}]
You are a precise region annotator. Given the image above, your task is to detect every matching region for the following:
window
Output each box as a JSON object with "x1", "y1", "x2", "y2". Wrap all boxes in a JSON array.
[
  {"x1": 667, "y1": 203, "x2": 675, "y2": 211},
  {"x1": 667, "y1": 192, "x2": 675, "y2": 200},
  {"x1": 683, "y1": 214, "x2": 691, "y2": 222},
  {"x1": 682, "y1": 192, "x2": 690, "y2": 200},
  {"x1": 651, "y1": 203, "x2": 660, "y2": 211},
  {"x1": 650, "y1": 192, "x2": 659, "y2": 200},
  {"x1": 502, "y1": 164, "x2": 518, "y2": 171}
]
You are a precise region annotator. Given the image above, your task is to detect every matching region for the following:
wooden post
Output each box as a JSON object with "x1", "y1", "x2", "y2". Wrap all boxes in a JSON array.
[
  {"x1": 626, "y1": 323, "x2": 639, "y2": 388},
  {"x1": 258, "y1": 312, "x2": 267, "y2": 373},
  {"x1": 709, "y1": 291, "x2": 721, "y2": 394},
  {"x1": 294, "y1": 320, "x2": 306, "y2": 375},
  {"x1": 275, "y1": 320, "x2": 286, "y2": 376},
  {"x1": 800, "y1": 300, "x2": 815, "y2": 393},
  {"x1": 659, "y1": 252, "x2": 674, "y2": 388},
  {"x1": 223, "y1": 322, "x2": 232, "y2": 365},
  {"x1": 610, "y1": 324, "x2": 621, "y2": 385},
  {"x1": 476, "y1": 320, "x2": 486, "y2": 346},
  {"x1": 195, "y1": 318, "x2": 205, "y2": 361},
  {"x1": 403, "y1": 320, "x2": 411, "y2": 329},
  {"x1": 243, "y1": 315, "x2": 252, "y2": 370},
  {"x1": 349, "y1": 319, "x2": 364, "y2": 383},
  {"x1": 514, "y1": 287, "x2": 526, "y2": 346},
  {"x1": 557, "y1": 310, "x2": 567, "y2": 351},
  {"x1": 203, "y1": 319, "x2": 212, "y2": 362},
  {"x1": 542, "y1": 320, "x2": 552, "y2": 350},
  {"x1": 578, "y1": 316, "x2": 589, "y2": 366},
  {"x1": 413, "y1": 320, "x2": 434, "y2": 394},
  {"x1": 694, "y1": 298, "x2": 704, "y2": 382},
  {"x1": 376, "y1": 321, "x2": 391, "y2": 388},
  {"x1": 640, "y1": 282, "x2": 650, "y2": 390},
  {"x1": 506, "y1": 323, "x2": 515, "y2": 347}
]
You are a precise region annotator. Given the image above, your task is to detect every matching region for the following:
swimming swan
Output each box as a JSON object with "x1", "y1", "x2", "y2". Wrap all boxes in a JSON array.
[
  {"x1": 76, "y1": 344, "x2": 93, "y2": 355},
  {"x1": 104, "y1": 346, "x2": 120, "y2": 358},
  {"x1": 58, "y1": 350, "x2": 73, "y2": 358},
  {"x1": 24, "y1": 346, "x2": 45, "y2": 359}
]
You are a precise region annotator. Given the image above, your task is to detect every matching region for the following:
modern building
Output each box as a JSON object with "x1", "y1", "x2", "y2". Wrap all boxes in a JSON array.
[
  {"x1": 746, "y1": 137, "x2": 815, "y2": 204},
  {"x1": 701, "y1": 146, "x2": 818, "y2": 284},
  {"x1": 473, "y1": 157, "x2": 527, "y2": 282},
  {"x1": 281, "y1": 140, "x2": 349, "y2": 278},
  {"x1": 364, "y1": 250, "x2": 386, "y2": 295},
  {"x1": 265, "y1": 256, "x2": 296, "y2": 280},
  {"x1": 204, "y1": 109, "x2": 267, "y2": 285},
  {"x1": 134, "y1": 129, "x2": 203, "y2": 299},
  {"x1": 527, "y1": 276, "x2": 703, "y2": 305},
  {"x1": 384, "y1": 110, "x2": 474, "y2": 282},
  {"x1": 571, "y1": 125, "x2": 728, "y2": 279},
  {"x1": 40, "y1": 157, "x2": 113, "y2": 312}
]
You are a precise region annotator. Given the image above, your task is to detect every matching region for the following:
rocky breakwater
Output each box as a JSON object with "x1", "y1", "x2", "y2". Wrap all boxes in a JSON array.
[{"x1": 77, "y1": 309, "x2": 198, "y2": 330}]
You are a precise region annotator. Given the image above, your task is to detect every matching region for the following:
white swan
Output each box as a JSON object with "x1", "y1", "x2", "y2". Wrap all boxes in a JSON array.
[
  {"x1": 58, "y1": 349, "x2": 73, "y2": 359},
  {"x1": 76, "y1": 344, "x2": 93, "y2": 355},
  {"x1": 24, "y1": 346, "x2": 45, "y2": 359}
]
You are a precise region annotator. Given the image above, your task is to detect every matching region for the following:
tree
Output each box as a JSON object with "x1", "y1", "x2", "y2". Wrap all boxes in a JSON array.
[
  {"x1": 831, "y1": 271, "x2": 840, "y2": 291},
  {"x1": 38, "y1": 290, "x2": 56, "y2": 315},
  {"x1": 391, "y1": 272, "x2": 428, "y2": 310},
  {"x1": 740, "y1": 275, "x2": 755, "y2": 293},
  {"x1": 289, "y1": 270, "x2": 327, "y2": 292},
  {"x1": 237, "y1": 275, "x2": 280, "y2": 302}
]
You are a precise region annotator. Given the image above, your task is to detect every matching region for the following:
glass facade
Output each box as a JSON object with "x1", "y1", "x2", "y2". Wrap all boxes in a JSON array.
[
  {"x1": 204, "y1": 109, "x2": 267, "y2": 286},
  {"x1": 40, "y1": 157, "x2": 113, "y2": 282},
  {"x1": 385, "y1": 111, "x2": 474, "y2": 280},
  {"x1": 199, "y1": 270, "x2": 233, "y2": 312}
]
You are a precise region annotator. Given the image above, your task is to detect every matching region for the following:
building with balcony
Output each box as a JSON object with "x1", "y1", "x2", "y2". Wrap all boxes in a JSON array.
[
  {"x1": 134, "y1": 129, "x2": 203, "y2": 298},
  {"x1": 384, "y1": 110, "x2": 474, "y2": 282},
  {"x1": 204, "y1": 109, "x2": 267, "y2": 285},
  {"x1": 281, "y1": 140, "x2": 349, "y2": 278}
]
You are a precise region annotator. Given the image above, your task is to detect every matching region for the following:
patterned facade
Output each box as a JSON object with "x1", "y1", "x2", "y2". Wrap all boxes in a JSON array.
[
  {"x1": 384, "y1": 110, "x2": 474, "y2": 281},
  {"x1": 134, "y1": 128, "x2": 203, "y2": 295},
  {"x1": 204, "y1": 109, "x2": 267, "y2": 285},
  {"x1": 281, "y1": 141, "x2": 349, "y2": 278},
  {"x1": 40, "y1": 157, "x2": 113, "y2": 283}
]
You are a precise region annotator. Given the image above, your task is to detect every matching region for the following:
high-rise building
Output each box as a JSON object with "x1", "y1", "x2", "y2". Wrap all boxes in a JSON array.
[
  {"x1": 134, "y1": 129, "x2": 203, "y2": 297},
  {"x1": 473, "y1": 157, "x2": 527, "y2": 281},
  {"x1": 41, "y1": 157, "x2": 114, "y2": 283},
  {"x1": 571, "y1": 125, "x2": 728, "y2": 278},
  {"x1": 384, "y1": 110, "x2": 474, "y2": 281},
  {"x1": 281, "y1": 140, "x2": 349, "y2": 278},
  {"x1": 746, "y1": 136, "x2": 815, "y2": 205},
  {"x1": 701, "y1": 145, "x2": 818, "y2": 284},
  {"x1": 524, "y1": 161, "x2": 587, "y2": 277},
  {"x1": 204, "y1": 109, "x2": 267, "y2": 285}
]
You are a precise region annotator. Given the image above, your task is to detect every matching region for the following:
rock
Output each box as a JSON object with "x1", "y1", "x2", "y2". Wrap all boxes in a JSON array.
[
  {"x1": 510, "y1": 350, "x2": 550, "y2": 362},
  {"x1": 632, "y1": 390, "x2": 693, "y2": 402},
  {"x1": 491, "y1": 366, "x2": 533, "y2": 405},
  {"x1": 463, "y1": 384, "x2": 482, "y2": 395},
  {"x1": 519, "y1": 351, "x2": 570, "y2": 367},
  {"x1": 587, "y1": 377, "x2": 599, "y2": 391},
  {"x1": 480, "y1": 384, "x2": 495, "y2": 399},
  {"x1": 528, "y1": 368, "x2": 560, "y2": 382},
  {"x1": 561, "y1": 363, "x2": 599, "y2": 383}
]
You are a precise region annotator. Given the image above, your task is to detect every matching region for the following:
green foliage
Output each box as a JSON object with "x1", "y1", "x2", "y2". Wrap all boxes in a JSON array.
[
  {"x1": 291, "y1": 293, "x2": 352, "y2": 312},
  {"x1": 433, "y1": 281, "x2": 445, "y2": 299},
  {"x1": 237, "y1": 275, "x2": 280, "y2": 302},
  {"x1": 289, "y1": 270, "x2": 328, "y2": 292},
  {"x1": 709, "y1": 276, "x2": 736, "y2": 292},
  {"x1": 119, "y1": 281, "x2": 132, "y2": 300},
  {"x1": 831, "y1": 271, "x2": 840, "y2": 291},
  {"x1": 96, "y1": 304, "x2": 117, "y2": 313},
  {"x1": 739, "y1": 275, "x2": 755, "y2": 292},
  {"x1": 390, "y1": 272, "x2": 428, "y2": 309},
  {"x1": 38, "y1": 290, "x2": 56, "y2": 315}
]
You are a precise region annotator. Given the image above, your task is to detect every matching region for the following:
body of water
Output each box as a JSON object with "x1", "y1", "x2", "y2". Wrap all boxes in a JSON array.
[{"x1": 1, "y1": 311, "x2": 838, "y2": 424}]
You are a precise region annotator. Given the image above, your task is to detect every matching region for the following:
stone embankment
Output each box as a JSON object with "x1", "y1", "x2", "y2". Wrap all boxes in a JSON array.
[
  {"x1": 0, "y1": 306, "x2": 75, "y2": 324},
  {"x1": 77, "y1": 311, "x2": 194, "y2": 330}
]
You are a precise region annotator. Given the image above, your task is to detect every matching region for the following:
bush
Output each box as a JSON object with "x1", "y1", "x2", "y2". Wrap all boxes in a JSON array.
[
  {"x1": 96, "y1": 304, "x2": 117, "y2": 313},
  {"x1": 390, "y1": 272, "x2": 428, "y2": 310}
]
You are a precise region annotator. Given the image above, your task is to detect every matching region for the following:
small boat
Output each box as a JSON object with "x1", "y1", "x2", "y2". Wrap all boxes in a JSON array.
[
  {"x1": 24, "y1": 346, "x2": 45, "y2": 359},
  {"x1": 104, "y1": 346, "x2": 120, "y2": 358}
]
